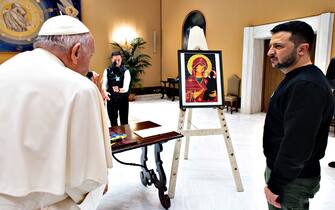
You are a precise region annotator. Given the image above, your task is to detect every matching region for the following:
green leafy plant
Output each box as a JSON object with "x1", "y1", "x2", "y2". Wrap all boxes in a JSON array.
[{"x1": 110, "y1": 37, "x2": 152, "y2": 91}]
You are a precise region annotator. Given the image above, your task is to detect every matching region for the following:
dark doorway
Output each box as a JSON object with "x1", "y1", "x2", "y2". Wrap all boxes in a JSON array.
[{"x1": 182, "y1": 11, "x2": 206, "y2": 49}]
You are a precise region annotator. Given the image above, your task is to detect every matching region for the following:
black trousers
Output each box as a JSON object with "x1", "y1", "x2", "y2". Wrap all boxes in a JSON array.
[{"x1": 107, "y1": 94, "x2": 129, "y2": 126}]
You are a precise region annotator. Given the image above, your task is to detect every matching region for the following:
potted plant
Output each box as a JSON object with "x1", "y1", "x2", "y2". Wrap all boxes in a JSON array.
[{"x1": 110, "y1": 37, "x2": 152, "y2": 101}]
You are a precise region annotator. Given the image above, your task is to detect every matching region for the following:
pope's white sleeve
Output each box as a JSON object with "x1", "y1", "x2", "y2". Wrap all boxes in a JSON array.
[
  {"x1": 119, "y1": 70, "x2": 131, "y2": 93},
  {"x1": 65, "y1": 82, "x2": 111, "y2": 201},
  {"x1": 102, "y1": 69, "x2": 108, "y2": 91}
]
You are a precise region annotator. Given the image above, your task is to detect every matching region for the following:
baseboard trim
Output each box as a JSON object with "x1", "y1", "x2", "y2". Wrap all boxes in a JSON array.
[{"x1": 132, "y1": 86, "x2": 162, "y2": 95}]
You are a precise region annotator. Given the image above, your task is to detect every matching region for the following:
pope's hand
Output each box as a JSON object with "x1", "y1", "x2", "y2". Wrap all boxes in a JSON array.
[{"x1": 102, "y1": 89, "x2": 110, "y2": 101}]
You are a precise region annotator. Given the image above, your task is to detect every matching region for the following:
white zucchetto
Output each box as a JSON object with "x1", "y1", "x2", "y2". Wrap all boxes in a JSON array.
[{"x1": 38, "y1": 15, "x2": 89, "y2": 36}]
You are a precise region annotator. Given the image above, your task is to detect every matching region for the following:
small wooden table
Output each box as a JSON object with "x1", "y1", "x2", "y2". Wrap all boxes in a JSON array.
[
  {"x1": 111, "y1": 121, "x2": 183, "y2": 209},
  {"x1": 160, "y1": 78, "x2": 178, "y2": 101}
]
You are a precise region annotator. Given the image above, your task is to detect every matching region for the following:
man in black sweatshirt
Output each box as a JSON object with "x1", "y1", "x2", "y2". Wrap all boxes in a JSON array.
[{"x1": 263, "y1": 21, "x2": 334, "y2": 210}]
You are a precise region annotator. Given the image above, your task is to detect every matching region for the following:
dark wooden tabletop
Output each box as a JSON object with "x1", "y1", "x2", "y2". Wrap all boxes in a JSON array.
[{"x1": 110, "y1": 121, "x2": 183, "y2": 153}]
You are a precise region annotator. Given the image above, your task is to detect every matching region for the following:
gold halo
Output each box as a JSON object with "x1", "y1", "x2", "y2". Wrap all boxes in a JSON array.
[{"x1": 187, "y1": 54, "x2": 212, "y2": 77}]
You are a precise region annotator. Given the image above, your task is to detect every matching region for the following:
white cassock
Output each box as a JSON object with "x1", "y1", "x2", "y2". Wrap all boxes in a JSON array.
[{"x1": 0, "y1": 48, "x2": 112, "y2": 210}]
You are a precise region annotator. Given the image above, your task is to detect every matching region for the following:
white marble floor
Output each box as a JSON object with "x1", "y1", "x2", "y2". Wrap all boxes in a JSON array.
[{"x1": 97, "y1": 94, "x2": 335, "y2": 210}]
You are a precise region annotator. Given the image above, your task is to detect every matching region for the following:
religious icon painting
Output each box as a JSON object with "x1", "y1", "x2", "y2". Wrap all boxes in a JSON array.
[
  {"x1": 178, "y1": 50, "x2": 224, "y2": 108},
  {"x1": 0, "y1": 0, "x2": 81, "y2": 52}
]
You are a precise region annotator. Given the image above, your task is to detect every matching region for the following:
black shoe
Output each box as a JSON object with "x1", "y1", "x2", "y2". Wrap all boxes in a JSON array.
[{"x1": 328, "y1": 161, "x2": 335, "y2": 168}]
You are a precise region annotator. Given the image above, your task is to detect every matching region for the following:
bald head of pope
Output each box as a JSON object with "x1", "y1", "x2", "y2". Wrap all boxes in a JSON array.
[{"x1": 33, "y1": 15, "x2": 94, "y2": 76}]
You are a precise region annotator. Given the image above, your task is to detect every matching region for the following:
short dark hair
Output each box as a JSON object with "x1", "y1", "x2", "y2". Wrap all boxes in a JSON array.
[
  {"x1": 270, "y1": 21, "x2": 315, "y2": 47},
  {"x1": 111, "y1": 51, "x2": 121, "y2": 57}
]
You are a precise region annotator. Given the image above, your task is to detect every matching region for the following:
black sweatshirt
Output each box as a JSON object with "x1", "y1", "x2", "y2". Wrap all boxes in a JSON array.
[{"x1": 263, "y1": 64, "x2": 334, "y2": 195}]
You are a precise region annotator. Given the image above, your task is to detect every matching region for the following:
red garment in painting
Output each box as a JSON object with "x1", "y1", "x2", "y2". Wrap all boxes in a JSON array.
[{"x1": 185, "y1": 75, "x2": 208, "y2": 102}]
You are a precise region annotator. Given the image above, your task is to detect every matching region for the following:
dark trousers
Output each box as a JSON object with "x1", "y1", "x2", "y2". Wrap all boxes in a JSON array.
[
  {"x1": 107, "y1": 94, "x2": 129, "y2": 126},
  {"x1": 265, "y1": 167, "x2": 320, "y2": 210}
]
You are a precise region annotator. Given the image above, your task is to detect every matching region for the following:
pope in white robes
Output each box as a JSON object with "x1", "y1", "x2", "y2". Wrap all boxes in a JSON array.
[{"x1": 0, "y1": 15, "x2": 112, "y2": 210}]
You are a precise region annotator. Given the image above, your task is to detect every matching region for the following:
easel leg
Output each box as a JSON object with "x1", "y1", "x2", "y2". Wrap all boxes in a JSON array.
[
  {"x1": 184, "y1": 109, "x2": 192, "y2": 160},
  {"x1": 218, "y1": 109, "x2": 244, "y2": 192},
  {"x1": 168, "y1": 109, "x2": 186, "y2": 198}
]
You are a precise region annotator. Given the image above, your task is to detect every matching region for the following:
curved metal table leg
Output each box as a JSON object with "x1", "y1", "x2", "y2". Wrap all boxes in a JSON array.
[
  {"x1": 140, "y1": 146, "x2": 152, "y2": 186},
  {"x1": 154, "y1": 143, "x2": 171, "y2": 209},
  {"x1": 135, "y1": 143, "x2": 170, "y2": 209}
]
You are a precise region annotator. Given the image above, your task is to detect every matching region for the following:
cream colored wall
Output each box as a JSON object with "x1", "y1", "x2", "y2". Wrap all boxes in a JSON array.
[
  {"x1": 161, "y1": 0, "x2": 335, "y2": 92},
  {"x1": 82, "y1": 0, "x2": 161, "y2": 87}
]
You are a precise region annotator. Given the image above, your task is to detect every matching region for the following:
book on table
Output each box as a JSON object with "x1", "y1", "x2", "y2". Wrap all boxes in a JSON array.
[{"x1": 110, "y1": 133, "x2": 127, "y2": 143}]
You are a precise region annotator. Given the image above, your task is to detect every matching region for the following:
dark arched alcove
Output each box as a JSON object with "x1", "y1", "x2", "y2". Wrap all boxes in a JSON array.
[{"x1": 182, "y1": 10, "x2": 206, "y2": 50}]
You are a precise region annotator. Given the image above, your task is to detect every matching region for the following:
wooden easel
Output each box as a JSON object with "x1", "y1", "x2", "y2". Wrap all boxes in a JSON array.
[{"x1": 168, "y1": 107, "x2": 244, "y2": 198}]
